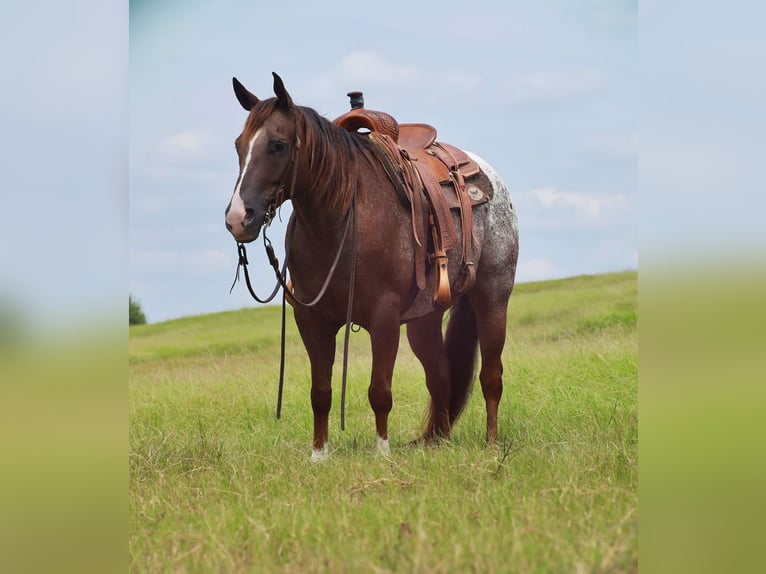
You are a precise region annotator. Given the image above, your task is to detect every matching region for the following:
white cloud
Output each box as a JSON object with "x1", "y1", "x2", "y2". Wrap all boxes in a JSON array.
[
  {"x1": 131, "y1": 248, "x2": 230, "y2": 276},
  {"x1": 521, "y1": 186, "x2": 629, "y2": 223},
  {"x1": 132, "y1": 128, "x2": 228, "y2": 192},
  {"x1": 517, "y1": 256, "x2": 563, "y2": 282},
  {"x1": 339, "y1": 51, "x2": 419, "y2": 85},
  {"x1": 304, "y1": 51, "x2": 423, "y2": 105},
  {"x1": 303, "y1": 52, "x2": 487, "y2": 113},
  {"x1": 154, "y1": 129, "x2": 218, "y2": 164},
  {"x1": 506, "y1": 67, "x2": 607, "y2": 105}
]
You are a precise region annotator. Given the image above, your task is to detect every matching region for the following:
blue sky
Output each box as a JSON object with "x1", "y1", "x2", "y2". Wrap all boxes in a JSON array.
[
  {"x1": 0, "y1": 1, "x2": 127, "y2": 331},
  {"x1": 129, "y1": 0, "x2": 638, "y2": 323},
  {"x1": 1, "y1": 1, "x2": 762, "y2": 331}
]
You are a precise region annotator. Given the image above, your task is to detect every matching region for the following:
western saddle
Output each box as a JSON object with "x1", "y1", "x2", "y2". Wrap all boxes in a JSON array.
[{"x1": 334, "y1": 92, "x2": 488, "y2": 305}]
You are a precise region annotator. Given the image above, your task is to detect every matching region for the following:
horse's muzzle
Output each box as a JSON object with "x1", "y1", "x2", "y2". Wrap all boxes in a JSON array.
[{"x1": 225, "y1": 205, "x2": 264, "y2": 243}]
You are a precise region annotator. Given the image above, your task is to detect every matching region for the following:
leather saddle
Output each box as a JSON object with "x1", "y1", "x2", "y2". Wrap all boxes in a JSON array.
[{"x1": 334, "y1": 94, "x2": 488, "y2": 305}]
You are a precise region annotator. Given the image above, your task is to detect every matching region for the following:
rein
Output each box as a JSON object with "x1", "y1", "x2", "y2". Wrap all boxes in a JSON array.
[{"x1": 230, "y1": 138, "x2": 359, "y2": 430}]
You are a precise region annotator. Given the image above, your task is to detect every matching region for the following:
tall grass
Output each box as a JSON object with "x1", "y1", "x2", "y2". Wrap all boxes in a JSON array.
[{"x1": 130, "y1": 271, "x2": 637, "y2": 573}]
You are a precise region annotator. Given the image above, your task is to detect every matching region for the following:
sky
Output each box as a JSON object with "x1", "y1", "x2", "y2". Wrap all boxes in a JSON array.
[
  {"x1": 0, "y1": 1, "x2": 763, "y2": 331},
  {"x1": 129, "y1": 0, "x2": 638, "y2": 323},
  {"x1": 0, "y1": 1, "x2": 127, "y2": 332},
  {"x1": 1, "y1": 5, "x2": 765, "y2": 570}
]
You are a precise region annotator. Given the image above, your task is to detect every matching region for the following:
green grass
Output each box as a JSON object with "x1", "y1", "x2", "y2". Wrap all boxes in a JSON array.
[{"x1": 130, "y1": 271, "x2": 637, "y2": 573}]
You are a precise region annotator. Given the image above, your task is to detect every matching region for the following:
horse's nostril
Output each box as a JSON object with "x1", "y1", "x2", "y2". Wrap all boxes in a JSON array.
[
  {"x1": 244, "y1": 208, "x2": 255, "y2": 223},
  {"x1": 225, "y1": 221, "x2": 233, "y2": 232}
]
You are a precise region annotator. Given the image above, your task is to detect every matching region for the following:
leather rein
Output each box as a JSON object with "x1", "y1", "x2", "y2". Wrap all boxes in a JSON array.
[{"x1": 229, "y1": 137, "x2": 359, "y2": 431}]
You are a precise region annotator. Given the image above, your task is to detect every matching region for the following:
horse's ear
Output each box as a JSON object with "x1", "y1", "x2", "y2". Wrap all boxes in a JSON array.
[
  {"x1": 233, "y1": 77, "x2": 259, "y2": 111},
  {"x1": 272, "y1": 72, "x2": 293, "y2": 110}
]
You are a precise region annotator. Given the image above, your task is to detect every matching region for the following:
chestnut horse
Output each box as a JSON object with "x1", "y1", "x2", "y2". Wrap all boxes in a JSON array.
[{"x1": 225, "y1": 73, "x2": 518, "y2": 461}]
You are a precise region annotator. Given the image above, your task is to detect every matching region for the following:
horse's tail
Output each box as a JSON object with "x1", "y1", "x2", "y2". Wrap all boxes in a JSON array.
[{"x1": 444, "y1": 296, "x2": 479, "y2": 426}]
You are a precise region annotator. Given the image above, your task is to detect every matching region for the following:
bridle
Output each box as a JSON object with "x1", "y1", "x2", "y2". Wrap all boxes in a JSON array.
[
  {"x1": 229, "y1": 120, "x2": 359, "y2": 430},
  {"x1": 228, "y1": 135, "x2": 301, "y2": 306}
]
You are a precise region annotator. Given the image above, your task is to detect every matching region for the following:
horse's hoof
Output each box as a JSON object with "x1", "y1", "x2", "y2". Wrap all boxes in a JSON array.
[
  {"x1": 377, "y1": 436, "x2": 391, "y2": 457},
  {"x1": 310, "y1": 443, "x2": 329, "y2": 463}
]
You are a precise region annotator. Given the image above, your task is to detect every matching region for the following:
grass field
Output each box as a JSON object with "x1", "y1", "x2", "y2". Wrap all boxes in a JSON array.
[{"x1": 129, "y1": 271, "x2": 637, "y2": 573}]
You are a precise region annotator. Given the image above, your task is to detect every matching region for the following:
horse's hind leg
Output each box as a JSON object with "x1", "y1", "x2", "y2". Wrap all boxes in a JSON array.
[
  {"x1": 468, "y1": 290, "x2": 510, "y2": 443},
  {"x1": 406, "y1": 311, "x2": 451, "y2": 441}
]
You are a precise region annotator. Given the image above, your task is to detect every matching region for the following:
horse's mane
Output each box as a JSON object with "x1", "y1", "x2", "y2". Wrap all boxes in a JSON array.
[
  {"x1": 241, "y1": 99, "x2": 374, "y2": 216},
  {"x1": 295, "y1": 106, "x2": 375, "y2": 215}
]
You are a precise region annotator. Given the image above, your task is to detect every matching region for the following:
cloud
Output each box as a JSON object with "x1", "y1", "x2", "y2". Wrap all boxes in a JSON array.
[
  {"x1": 131, "y1": 248, "x2": 231, "y2": 276},
  {"x1": 505, "y1": 67, "x2": 607, "y2": 105},
  {"x1": 338, "y1": 51, "x2": 420, "y2": 85},
  {"x1": 517, "y1": 186, "x2": 632, "y2": 229},
  {"x1": 304, "y1": 51, "x2": 424, "y2": 106},
  {"x1": 517, "y1": 256, "x2": 563, "y2": 282},
  {"x1": 303, "y1": 51, "x2": 487, "y2": 113},
  {"x1": 131, "y1": 128, "x2": 228, "y2": 193},
  {"x1": 154, "y1": 129, "x2": 218, "y2": 165}
]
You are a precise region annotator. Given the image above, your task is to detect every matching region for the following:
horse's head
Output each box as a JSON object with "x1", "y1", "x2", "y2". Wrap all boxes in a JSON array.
[{"x1": 225, "y1": 72, "x2": 298, "y2": 243}]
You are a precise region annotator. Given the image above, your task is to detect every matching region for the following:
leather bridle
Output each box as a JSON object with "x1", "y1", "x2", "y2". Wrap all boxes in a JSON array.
[{"x1": 229, "y1": 123, "x2": 359, "y2": 430}]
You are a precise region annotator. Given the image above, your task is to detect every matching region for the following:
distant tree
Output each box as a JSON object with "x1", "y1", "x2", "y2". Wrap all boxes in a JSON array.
[
  {"x1": 0, "y1": 298, "x2": 27, "y2": 349},
  {"x1": 129, "y1": 294, "x2": 147, "y2": 325}
]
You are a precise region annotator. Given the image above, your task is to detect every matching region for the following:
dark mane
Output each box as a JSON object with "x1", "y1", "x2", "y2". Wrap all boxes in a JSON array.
[
  {"x1": 241, "y1": 99, "x2": 374, "y2": 215},
  {"x1": 295, "y1": 106, "x2": 375, "y2": 215}
]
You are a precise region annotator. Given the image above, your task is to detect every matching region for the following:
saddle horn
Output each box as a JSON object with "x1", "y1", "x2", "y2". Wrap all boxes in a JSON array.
[{"x1": 347, "y1": 91, "x2": 364, "y2": 110}]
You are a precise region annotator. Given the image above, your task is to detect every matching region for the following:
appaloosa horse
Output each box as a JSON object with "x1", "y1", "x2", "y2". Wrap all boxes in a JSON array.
[{"x1": 225, "y1": 73, "x2": 518, "y2": 461}]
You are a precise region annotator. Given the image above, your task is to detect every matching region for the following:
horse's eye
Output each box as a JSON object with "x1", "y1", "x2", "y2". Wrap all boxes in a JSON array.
[{"x1": 269, "y1": 140, "x2": 287, "y2": 155}]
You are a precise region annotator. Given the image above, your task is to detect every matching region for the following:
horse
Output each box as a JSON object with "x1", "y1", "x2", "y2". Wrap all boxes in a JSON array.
[{"x1": 225, "y1": 73, "x2": 519, "y2": 461}]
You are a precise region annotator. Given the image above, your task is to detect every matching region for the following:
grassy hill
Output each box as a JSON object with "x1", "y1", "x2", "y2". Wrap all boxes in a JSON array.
[{"x1": 130, "y1": 271, "x2": 637, "y2": 572}]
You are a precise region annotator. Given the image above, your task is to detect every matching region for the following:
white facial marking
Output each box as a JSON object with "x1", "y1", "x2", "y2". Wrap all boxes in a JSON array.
[
  {"x1": 310, "y1": 442, "x2": 329, "y2": 463},
  {"x1": 377, "y1": 435, "x2": 391, "y2": 457},
  {"x1": 226, "y1": 128, "x2": 262, "y2": 228}
]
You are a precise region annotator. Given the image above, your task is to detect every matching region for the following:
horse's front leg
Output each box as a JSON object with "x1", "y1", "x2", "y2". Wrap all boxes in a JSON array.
[
  {"x1": 294, "y1": 309, "x2": 340, "y2": 462},
  {"x1": 367, "y1": 295, "x2": 401, "y2": 456}
]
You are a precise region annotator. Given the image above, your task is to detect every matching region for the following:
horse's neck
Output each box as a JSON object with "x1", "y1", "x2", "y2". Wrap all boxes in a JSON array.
[
  {"x1": 290, "y1": 199, "x2": 350, "y2": 246},
  {"x1": 290, "y1": 132, "x2": 363, "y2": 242}
]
